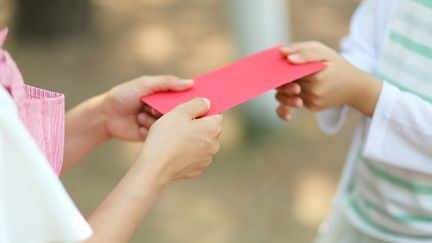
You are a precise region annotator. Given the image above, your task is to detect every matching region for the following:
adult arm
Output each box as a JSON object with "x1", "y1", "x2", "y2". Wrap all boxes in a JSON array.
[
  {"x1": 63, "y1": 76, "x2": 194, "y2": 172},
  {"x1": 85, "y1": 98, "x2": 223, "y2": 243}
]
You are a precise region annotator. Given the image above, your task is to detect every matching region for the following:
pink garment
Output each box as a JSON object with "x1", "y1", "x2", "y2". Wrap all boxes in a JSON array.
[{"x1": 0, "y1": 28, "x2": 65, "y2": 175}]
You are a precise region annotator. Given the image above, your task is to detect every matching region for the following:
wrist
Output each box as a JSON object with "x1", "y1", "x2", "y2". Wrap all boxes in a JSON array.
[
  {"x1": 63, "y1": 94, "x2": 110, "y2": 171},
  {"x1": 89, "y1": 94, "x2": 111, "y2": 142},
  {"x1": 349, "y1": 71, "x2": 383, "y2": 117},
  {"x1": 133, "y1": 150, "x2": 171, "y2": 191}
]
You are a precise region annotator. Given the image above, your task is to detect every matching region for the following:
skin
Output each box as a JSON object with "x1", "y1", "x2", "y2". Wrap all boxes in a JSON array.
[
  {"x1": 274, "y1": 41, "x2": 383, "y2": 120},
  {"x1": 63, "y1": 75, "x2": 223, "y2": 243}
]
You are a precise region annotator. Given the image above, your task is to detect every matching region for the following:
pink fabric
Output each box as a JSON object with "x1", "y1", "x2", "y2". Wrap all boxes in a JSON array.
[{"x1": 0, "y1": 28, "x2": 65, "y2": 175}]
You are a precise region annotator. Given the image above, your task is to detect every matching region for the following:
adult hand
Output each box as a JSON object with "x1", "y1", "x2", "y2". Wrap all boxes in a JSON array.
[
  {"x1": 138, "y1": 98, "x2": 223, "y2": 184},
  {"x1": 102, "y1": 75, "x2": 194, "y2": 141}
]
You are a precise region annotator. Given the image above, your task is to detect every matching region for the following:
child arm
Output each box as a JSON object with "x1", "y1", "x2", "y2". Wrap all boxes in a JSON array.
[
  {"x1": 279, "y1": 41, "x2": 432, "y2": 173},
  {"x1": 276, "y1": 0, "x2": 384, "y2": 131},
  {"x1": 317, "y1": 0, "x2": 381, "y2": 135}
]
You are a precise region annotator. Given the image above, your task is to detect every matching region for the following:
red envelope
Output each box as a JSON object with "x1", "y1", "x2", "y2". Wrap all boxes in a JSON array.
[{"x1": 141, "y1": 46, "x2": 326, "y2": 116}]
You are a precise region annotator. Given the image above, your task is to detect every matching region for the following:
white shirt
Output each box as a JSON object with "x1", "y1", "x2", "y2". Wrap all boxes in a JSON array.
[
  {"x1": 0, "y1": 85, "x2": 92, "y2": 243},
  {"x1": 320, "y1": 0, "x2": 432, "y2": 241}
]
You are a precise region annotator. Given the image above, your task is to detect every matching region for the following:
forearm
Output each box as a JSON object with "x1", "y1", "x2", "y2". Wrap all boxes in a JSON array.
[
  {"x1": 349, "y1": 71, "x2": 383, "y2": 117},
  {"x1": 63, "y1": 94, "x2": 109, "y2": 172},
  {"x1": 85, "y1": 159, "x2": 166, "y2": 243}
]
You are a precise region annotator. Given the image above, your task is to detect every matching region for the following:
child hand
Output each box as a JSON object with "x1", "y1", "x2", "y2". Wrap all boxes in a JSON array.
[
  {"x1": 277, "y1": 42, "x2": 383, "y2": 117},
  {"x1": 137, "y1": 98, "x2": 223, "y2": 184},
  {"x1": 275, "y1": 82, "x2": 303, "y2": 121}
]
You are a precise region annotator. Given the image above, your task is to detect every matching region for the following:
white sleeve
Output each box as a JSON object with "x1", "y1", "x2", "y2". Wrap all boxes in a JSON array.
[
  {"x1": 317, "y1": 0, "x2": 380, "y2": 135},
  {"x1": 363, "y1": 82, "x2": 432, "y2": 174},
  {"x1": 0, "y1": 86, "x2": 92, "y2": 243}
]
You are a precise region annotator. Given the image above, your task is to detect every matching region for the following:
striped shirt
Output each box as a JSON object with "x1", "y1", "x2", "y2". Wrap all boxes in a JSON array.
[{"x1": 345, "y1": 0, "x2": 432, "y2": 241}]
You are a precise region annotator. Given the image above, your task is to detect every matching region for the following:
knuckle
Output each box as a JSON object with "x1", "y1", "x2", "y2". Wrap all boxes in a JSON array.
[
  {"x1": 195, "y1": 98, "x2": 208, "y2": 109},
  {"x1": 278, "y1": 104, "x2": 289, "y2": 113},
  {"x1": 213, "y1": 125, "x2": 223, "y2": 137},
  {"x1": 158, "y1": 75, "x2": 178, "y2": 81},
  {"x1": 283, "y1": 98, "x2": 293, "y2": 106},
  {"x1": 203, "y1": 157, "x2": 213, "y2": 166},
  {"x1": 218, "y1": 114, "x2": 224, "y2": 123},
  {"x1": 174, "y1": 104, "x2": 189, "y2": 115},
  {"x1": 184, "y1": 173, "x2": 196, "y2": 180},
  {"x1": 314, "y1": 72, "x2": 326, "y2": 81},
  {"x1": 290, "y1": 42, "x2": 300, "y2": 49},
  {"x1": 309, "y1": 98, "x2": 319, "y2": 106},
  {"x1": 275, "y1": 93, "x2": 285, "y2": 103},
  {"x1": 192, "y1": 171, "x2": 203, "y2": 178},
  {"x1": 308, "y1": 100, "x2": 323, "y2": 111},
  {"x1": 306, "y1": 104, "x2": 318, "y2": 111},
  {"x1": 311, "y1": 41, "x2": 323, "y2": 49},
  {"x1": 275, "y1": 92, "x2": 284, "y2": 99},
  {"x1": 211, "y1": 143, "x2": 221, "y2": 154},
  {"x1": 212, "y1": 114, "x2": 223, "y2": 124}
]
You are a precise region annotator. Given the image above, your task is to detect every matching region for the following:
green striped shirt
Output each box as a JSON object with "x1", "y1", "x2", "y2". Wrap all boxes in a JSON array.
[{"x1": 347, "y1": 0, "x2": 432, "y2": 241}]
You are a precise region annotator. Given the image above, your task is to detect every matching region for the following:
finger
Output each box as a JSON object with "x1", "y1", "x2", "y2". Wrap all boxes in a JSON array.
[
  {"x1": 297, "y1": 92, "x2": 320, "y2": 111},
  {"x1": 275, "y1": 92, "x2": 303, "y2": 108},
  {"x1": 196, "y1": 114, "x2": 223, "y2": 137},
  {"x1": 280, "y1": 45, "x2": 296, "y2": 56},
  {"x1": 276, "y1": 82, "x2": 302, "y2": 96},
  {"x1": 290, "y1": 41, "x2": 334, "y2": 53},
  {"x1": 123, "y1": 121, "x2": 148, "y2": 141},
  {"x1": 287, "y1": 50, "x2": 327, "y2": 64},
  {"x1": 140, "y1": 75, "x2": 194, "y2": 96},
  {"x1": 142, "y1": 104, "x2": 163, "y2": 118},
  {"x1": 139, "y1": 127, "x2": 149, "y2": 139},
  {"x1": 138, "y1": 112, "x2": 157, "y2": 128},
  {"x1": 192, "y1": 157, "x2": 214, "y2": 172},
  {"x1": 283, "y1": 41, "x2": 334, "y2": 64},
  {"x1": 297, "y1": 80, "x2": 316, "y2": 96},
  {"x1": 173, "y1": 97, "x2": 211, "y2": 119},
  {"x1": 183, "y1": 170, "x2": 203, "y2": 179},
  {"x1": 276, "y1": 105, "x2": 293, "y2": 121},
  {"x1": 210, "y1": 142, "x2": 221, "y2": 155}
]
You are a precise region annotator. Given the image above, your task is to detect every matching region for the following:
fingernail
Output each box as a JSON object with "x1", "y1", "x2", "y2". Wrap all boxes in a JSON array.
[
  {"x1": 179, "y1": 79, "x2": 194, "y2": 84},
  {"x1": 288, "y1": 54, "x2": 303, "y2": 62},
  {"x1": 202, "y1": 98, "x2": 211, "y2": 109}
]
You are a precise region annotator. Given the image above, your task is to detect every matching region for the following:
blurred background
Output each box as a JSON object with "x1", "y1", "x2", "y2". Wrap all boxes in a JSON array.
[{"x1": 1, "y1": 0, "x2": 361, "y2": 242}]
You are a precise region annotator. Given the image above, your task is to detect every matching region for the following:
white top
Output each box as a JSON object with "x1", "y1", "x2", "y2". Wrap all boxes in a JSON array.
[
  {"x1": 321, "y1": 0, "x2": 432, "y2": 173},
  {"x1": 320, "y1": 0, "x2": 432, "y2": 241},
  {"x1": 0, "y1": 85, "x2": 92, "y2": 243}
]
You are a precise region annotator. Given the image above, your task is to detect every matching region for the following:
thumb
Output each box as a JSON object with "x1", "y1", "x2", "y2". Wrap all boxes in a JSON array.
[
  {"x1": 140, "y1": 75, "x2": 194, "y2": 96},
  {"x1": 287, "y1": 50, "x2": 327, "y2": 64},
  {"x1": 284, "y1": 42, "x2": 333, "y2": 64},
  {"x1": 173, "y1": 97, "x2": 211, "y2": 119}
]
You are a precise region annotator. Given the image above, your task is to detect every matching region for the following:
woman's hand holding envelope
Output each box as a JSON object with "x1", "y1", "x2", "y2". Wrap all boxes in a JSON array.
[
  {"x1": 137, "y1": 97, "x2": 223, "y2": 183},
  {"x1": 84, "y1": 79, "x2": 223, "y2": 243},
  {"x1": 102, "y1": 75, "x2": 194, "y2": 141}
]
